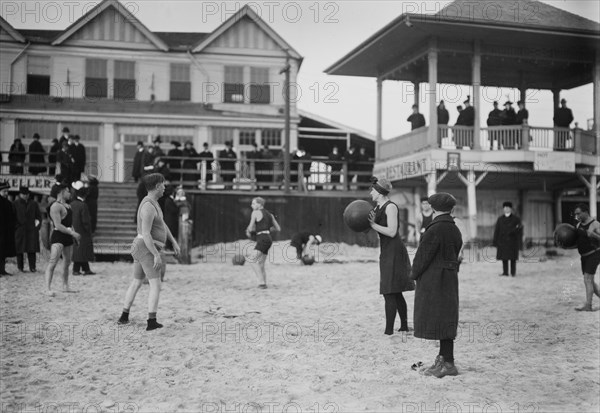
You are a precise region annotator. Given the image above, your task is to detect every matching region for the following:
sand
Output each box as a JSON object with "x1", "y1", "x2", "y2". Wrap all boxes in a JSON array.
[{"x1": 1, "y1": 241, "x2": 599, "y2": 413}]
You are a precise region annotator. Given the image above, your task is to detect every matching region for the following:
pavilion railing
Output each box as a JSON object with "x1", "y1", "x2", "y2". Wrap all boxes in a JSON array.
[{"x1": 378, "y1": 127, "x2": 429, "y2": 160}]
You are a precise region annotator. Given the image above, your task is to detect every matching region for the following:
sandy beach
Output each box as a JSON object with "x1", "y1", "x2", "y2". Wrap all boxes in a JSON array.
[{"x1": 1, "y1": 240, "x2": 599, "y2": 413}]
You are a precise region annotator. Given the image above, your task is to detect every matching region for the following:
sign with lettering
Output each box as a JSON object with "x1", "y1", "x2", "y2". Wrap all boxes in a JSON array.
[
  {"x1": 373, "y1": 156, "x2": 437, "y2": 181},
  {"x1": 533, "y1": 152, "x2": 575, "y2": 172},
  {"x1": 2, "y1": 175, "x2": 53, "y2": 194}
]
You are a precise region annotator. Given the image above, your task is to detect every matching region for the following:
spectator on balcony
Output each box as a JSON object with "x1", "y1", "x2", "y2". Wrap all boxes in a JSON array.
[
  {"x1": 57, "y1": 141, "x2": 75, "y2": 184},
  {"x1": 516, "y1": 101, "x2": 529, "y2": 125},
  {"x1": 58, "y1": 127, "x2": 70, "y2": 147},
  {"x1": 357, "y1": 146, "x2": 372, "y2": 184},
  {"x1": 48, "y1": 138, "x2": 60, "y2": 176},
  {"x1": 154, "y1": 158, "x2": 171, "y2": 182},
  {"x1": 344, "y1": 145, "x2": 359, "y2": 185},
  {"x1": 8, "y1": 138, "x2": 26, "y2": 174},
  {"x1": 153, "y1": 136, "x2": 165, "y2": 158},
  {"x1": 198, "y1": 142, "x2": 214, "y2": 183},
  {"x1": 501, "y1": 101, "x2": 518, "y2": 125},
  {"x1": 142, "y1": 146, "x2": 157, "y2": 176},
  {"x1": 407, "y1": 105, "x2": 426, "y2": 130},
  {"x1": 247, "y1": 142, "x2": 262, "y2": 181},
  {"x1": 487, "y1": 101, "x2": 503, "y2": 150},
  {"x1": 71, "y1": 135, "x2": 86, "y2": 181},
  {"x1": 167, "y1": 141, "x2": 183, "y2": 182},
  {"x1": 85, "y1": 175, "x2": 99, "y2": 234},
  {"x1": 28, "y1": 133, "x2": 46, "y2": 175},
  {"x1": 328, "y1": 145, "x2": 344, "y2": 189},
  {"x1": 257, "y1": 144, "x2": 273, "y2": 189},
  {"x1": 292, "y1": 147, "x2": 312, "y2": 191},
  {"x1": 219, "y1": 140, "x2": 237, "y2": 184},
  {"x1": 182, "y1": 141, "x2": 199, "y2": 184},
  {"x1": 437, "y1": 101, "x2": 450, "y2": 145},
  {"x1": 455, "y1": 105, "x2": 465, "y2": 126},
  {"x1": 554, "y1": 98, "x2": 574, "y2": 128},
  {"x1": 461, "y1": 96, "x2": 475, "y2": 127},
  {"x1": 132, "y1": 141, "x2": 145, "y2": 183}
]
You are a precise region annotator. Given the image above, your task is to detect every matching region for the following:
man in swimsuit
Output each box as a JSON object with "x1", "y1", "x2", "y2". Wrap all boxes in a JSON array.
[
  {"x1": 415, "y1": 197, "x2": 433, "y2": 244},
  {"x1": 289, "y1": 231, "x2": 322, "y2": 262},
  {"x1": 573, "y1": 203, "x2": 600, "y2": 311},
  {"x1": 246, "y1": 197, "x2": 281, "y2": 289},
  {"x1": 44, "y1": 183, "x2": 81, "y2": 296},
  {"x1": 117, "y1": 173, "x2": 180, "y2": 331}
]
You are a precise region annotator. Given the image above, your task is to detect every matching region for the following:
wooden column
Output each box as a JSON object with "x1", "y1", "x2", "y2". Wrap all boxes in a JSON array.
[
  {"x1": 427, "y1": 38, "x2": 438, "y2": 148},
  {"x1": 376, "y1": 77, "x2": 383, "y2": 160},
  {"x1": 413, "y1": 81, "x2": 420, "y2": 108},
  {"x1": 426, "y1": 171, "x2": 437, "y2": 196},
  {"x1": 594, "y1": 52, "x2": 600, "y2": 155},
  {"x1": 472, "y1": 40, "x2": 481, "y2": 150},
  {"x1": 552, "y1": 89, "x2": 561, "y2": 123},
  {"x1": 590, "y1": 175, "x2": 597, "y2": 218}
]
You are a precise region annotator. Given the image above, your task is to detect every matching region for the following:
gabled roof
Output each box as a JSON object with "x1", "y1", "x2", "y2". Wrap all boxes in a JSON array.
[
  {"x1": 155, "y1": 32, "x2": 210, "y2": 51},
  {"x1": 0, "y1": 15, "x2": 26, "y2": 43},
  {"x1": 191, "y1": 5, "x2": 302, "y2": 60},
  {"x1": 298, "y1": 109, "x2": 375, "y2": 141},
  {"x1": 51, "y1": 0, "x2": 169, "y2": 51},
  {"x1": 436, "y1": 0, "x2": 600, "y2": 33}
]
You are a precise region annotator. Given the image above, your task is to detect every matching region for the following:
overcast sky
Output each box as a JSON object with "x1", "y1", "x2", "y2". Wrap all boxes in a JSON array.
[{"x1": 1, "y1": 0, "x2": 598, "y2": 138}]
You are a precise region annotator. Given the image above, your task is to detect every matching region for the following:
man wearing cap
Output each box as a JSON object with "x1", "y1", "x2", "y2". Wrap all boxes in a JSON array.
[
  {"x1": 219, "y1": 141, "x2": 237, "y2": 185},
  {"x1": 501, "y1": 101, "x2": 517, "y2": 126},
  {"x1": 407, "y1": 105, "x2": 426, "y2": 131},
  {"x1": 153, "y1": 136, "x2": 165, "y2": 158},
  {"x1": 0, "y1": 181, "x2": 17, "y2": 276},
  {"x1": 132, "y1": 141, "x2": 145, "y2": 183},
  {"x1": 58, "y1": 127, "x2": 70, "y2": 147},
  {"x1": 493, "y1": 201, "x2": 523, "y2": 277},
  {"x1": 167, "y1": 141, "x2": 183, "y2": 182},
  {"x1": 289, "y1": 231, "x2": 322, "y2": 262},
  {"x1": 516, "y1": 100, "x2": 529, "y2": 125},
  {"x1": 13, "y1": 187, "x2": 41, "y2": 273},
  {"x1": 28, "y1": 133, "x2": 46, "y2": 175},
  {"x1": 410, "y1": 192, "x2": 462, "y2": 378},
  {"x1": 461, "y1": 96, "x2": 475, "y2": 127},
  {"x1": 182, "y1": 141, "x2": 200, "y2": 184},
  {"x1": 553, "y1": 98, "x2": 574, "y2": 128},
  {"x1": 198, "y1": 142, "x2": 214, "y2": 182}
]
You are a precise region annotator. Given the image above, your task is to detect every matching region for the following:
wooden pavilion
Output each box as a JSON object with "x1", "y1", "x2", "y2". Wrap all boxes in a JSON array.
[{"x1": 326, "y1": 0, "x2": 600, "y2": 242}]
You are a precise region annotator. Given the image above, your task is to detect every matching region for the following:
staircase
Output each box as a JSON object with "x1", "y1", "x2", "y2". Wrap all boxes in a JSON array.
[{"x1": 94, "y1": 182, "x2": 138, "y2": 255}]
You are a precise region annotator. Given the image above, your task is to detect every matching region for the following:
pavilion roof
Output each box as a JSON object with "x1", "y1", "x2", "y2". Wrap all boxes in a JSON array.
[{"x1": 325, "y1": 0, "x2": 600, "y2": 90}]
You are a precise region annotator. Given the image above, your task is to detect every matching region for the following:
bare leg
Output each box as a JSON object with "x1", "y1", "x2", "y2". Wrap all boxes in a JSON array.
[
  {"x1": 147, "y1": 277, "x2": 162, "y2": 313},
  {"x1": 576, "y1": 273, "x2": 595, "y2": 311},
  {"x1": 123, "y1": 278, "x2": 144, "y2": 310},
  {"x1": 248, "y1": 250, "x2": 267, "y2": 286},
  {"x1": 591, "y1": 273, "x2": 600, "y2": 298},
  {"x1": 61, "y1": 245, "x2": 76, "y2": 292},
  {"x1": 44, "y1": 244, "x2": 64, "y2": 296}
]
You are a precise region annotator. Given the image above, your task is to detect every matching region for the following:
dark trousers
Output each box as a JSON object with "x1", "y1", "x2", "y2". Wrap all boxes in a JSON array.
[
  {"x1": 73, "y1": 262, "x2": 91, "y2": 273},
  {"x1": 383, "y1": 293, "x2": 408, "y2": 334},
  {"x1": 439, "y1": 339, "x2": 454, "y2": 363},
  {"x1": 502, "y1": 260, "x2": 517, "y2": 276},
  {"x1": 17, "y1": 253, "x2": 37, "y2": 271}
]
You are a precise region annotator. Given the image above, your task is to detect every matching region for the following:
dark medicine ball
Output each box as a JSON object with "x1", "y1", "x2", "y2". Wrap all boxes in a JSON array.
[
  {"x1": 232, "y1": 254, "x2": 246, "y2": 266},
  {"x1": 553, "y1": 223, "x2": 578, "y2": 248},
  {"x1": 343, "y1": 200, "x2": 373, "y2": 232},
  {"x1": 301, "y1": 255, "x2": 315, "y2": 265}
]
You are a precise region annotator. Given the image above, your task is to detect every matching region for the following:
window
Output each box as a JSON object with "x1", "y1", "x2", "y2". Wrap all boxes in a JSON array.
[
  {"x1": 170, "y1": 63, "x2": 191, "y2": 101},
  {"x1": 114, "y1": 60, "x2": 136, "y2": 100},
  {"x1": 212, "y1": 127, "x2": 234, "y2": 145},
  {"x1": 261, "y1": 129, "x2": 282, "y2": 147},
  {"x1": 239, "y1": 129, "x2": 256, "y2": 146},
  {"x1": 27, "y1": 56, "x2": 51, "y2": 95},
  {"x1": 224, "y1": 66, "x2": 244, "y2": 103},
  {"x1": 250, "y1": 67, "x2": 270, "y2": 104},
  {"x1": 85, "y1": 59, "x2": 108, "y2": 98}
]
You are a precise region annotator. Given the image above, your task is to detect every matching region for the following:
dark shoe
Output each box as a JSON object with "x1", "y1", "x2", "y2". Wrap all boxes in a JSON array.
[
  {"x1": 258, "y1": 284, "x2": 268, "y2": 289},
  {"x1": 423, "y1": 355, "x2": 444, "y2": 376},
  {"x1": 73, "y1": 271, "x2": 82, "y2": 276},
  {"x1": 83, "y1": 271, "x2": 96, "y2": 275},
  {"x1": 432, "y1": 361, "x2": 459, "y2": 378},
  {"x1": 398, "y1": 326, "x2": 411, "y2": 332},
  {"x1": 117, "y1": 314, "x2": 129, "y2": 325},
  {"x1": 511, "y1": 273, "x2": 516, "y2": 277},
  {"x1": 146, "y1": 319, "x2": 163, "y2": 331},
  {"x1": 30, "y1": 268, "x2": 37, "y2": 273},
  {"x1": 575, "y1": 305, "x2": 593, "y2": 312}
]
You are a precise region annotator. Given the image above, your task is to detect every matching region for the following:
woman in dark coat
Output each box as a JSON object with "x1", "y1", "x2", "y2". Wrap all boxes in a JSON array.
[
  {"x1": 493, "y1": 201, "x2": 522, "y2": 276},
  {"x1": 8, "y1": 138, "x2": 26, "y2": 174},
  {"x1": 410, "y1": 192, "x2": 462, "y2": 378},
  {"x1": 368, "y1": 177, "x2": 413, "y2": 335},
  {"x1": 0, "y1": 181, "x2": 17, "y2": 275},
  {"x1": 56, "y1": 141, "x2": 75, "y2": 183},
  {"x1": 85, "y1": 176, "x2": 99, "y2": 233},
  {"x1": 71, "y1": 186, "x2": 95, "y2": 275},
  {"x1": 29, "y1": 133, "x2": 47, "y2": 175},
  {"x1": 48, "y1": 138, "x2": 60, "y2": 176},
  {"x1": 13, "y1": 187, "x2": 41, "y2": 272},
  {"x1": 182, "y1": 141, "x2": 199, "y2": 184}
]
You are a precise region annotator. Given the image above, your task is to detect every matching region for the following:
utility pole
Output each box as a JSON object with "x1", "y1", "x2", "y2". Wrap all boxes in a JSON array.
[{"x1": 280, "y1": 52, "x2": 291, "y2": 193}]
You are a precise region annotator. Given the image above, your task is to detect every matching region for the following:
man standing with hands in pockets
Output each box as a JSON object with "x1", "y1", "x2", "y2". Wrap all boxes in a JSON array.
[{"x1": 117, "y1": 173, "x2": 180, "y2": 331}]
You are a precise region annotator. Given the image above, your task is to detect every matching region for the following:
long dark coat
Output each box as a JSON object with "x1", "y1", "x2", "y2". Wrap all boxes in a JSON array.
[
  {"x1": 493, "y1": 214, "x2": 522, "y2": 260},
  {"x1": 13, "y1": 197, "x2": 41, "y2": 254},
  {"x1": 71, "y1": 198, "x2": 94, "y2": 262},
  {"x1": 85, "y1": 181, "x2": 99, "y2": 233},
  {"x1": 410, "y1": 214, "x2": 462, "y2": 340},
  {"x1": 0, "y1": 196, "x2": 17, "y2": 259},
  {"x1": 72, "y1": 143, "x2": 86, "y2": 180},
  {"x1": 28, "y1": 140, "x2": 46, "y2": 175},
  {"x1": 9, "y1": 142, "x2": 26, "y2": 174},
  {"x1": 132, "y1": 149, "x2": 144, "y2": 181}
]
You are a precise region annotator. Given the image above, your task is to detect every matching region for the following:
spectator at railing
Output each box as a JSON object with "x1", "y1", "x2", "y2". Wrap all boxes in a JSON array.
[
  {"x1": 142, "y1": 145, "x2": 157, "y2": 176},
  {"x1": 85, "y1": 175, "x2": 99, "y2": 234},
  {"x1": 58, "y1": 127, "x2": 70, "y2": 147},
  {"x1": 246, "y1": 141, "x2": 262, "y2": 183},
  {"x1": 0, "y1": 181, "x2": 17, "y2": 276},
  {"x1": 487, "y1": 101, "x2": 503, "y2": 150},
  {"x1": 48, "y1": 138, "x2": 60, "y2": 176},
  {"x1": 182, "y1": 141, "x2": 199, "y2": 183},
  {"x1": 554, "y1": 98, "x2": 574, "y2": 128},
  {"x1": 407, "y1": 104, "x2": 426, "y2": 130},
  {"x1": 29, "y1": 133, "x2": 46, "y2": 175},
  {"x1": 57, "y1": 141, "x2": 75, "y2": 184},
  {"x1": 13, "y1": 187, "x2": 41, "y2": 273},
  {"x1": 461, "y1": 96, "x2": 475, "y2": 127},
  {"x1": 219, "y1": 140, "x2": 237, "y2": 185},
  {"x1": 437, "y1": 101, "x2": 449, "y2": 144},
  {"x1": 198, "y1": 142, "x2": 214, "y2": 182},
  {"x1": 327, "y1": 145, "x2": 343, "y2": 189},
  {"x1": 501, "y1": 101, "x2": 517, "y2": 125},
  {"x1": 8, "y1": 138, "x2": 26, "y2": 174},
  {"x1": 292, "y1": 147, "x2": 312, "y2": 191},
  {"x1": 357, "y1": 146, "x2": 372, "y2": 184},
  {"x1": 70, "y1": 135, "x2": 86, "y2": 181},
  {"x1": 257, "y1": 144, "x2": 273, "y2": 189},
  {"x1": 71, "y1": 181, "x2": 95, "y2": 276},
  {"x1": 154, "y1": 158, "x2": 171, "y2": 181},
  {"x1": 167, "y1": 141, "x2": 183, "y2": 182},
  {"x1": 132, "y1": 141, "x2": 145, "y2": 182},
  {"x1": 344, "y1": 145, "x2": 359, "y2": 184},
  {"x1": 455, "y1": 105, "x2": 464, "y2": 126},
  {"x1": 516, "y1": 101, "x2": 529, "y2": 125},
  {"x1": 153, "y1": 136, "x2": 165, "y2": 157}
]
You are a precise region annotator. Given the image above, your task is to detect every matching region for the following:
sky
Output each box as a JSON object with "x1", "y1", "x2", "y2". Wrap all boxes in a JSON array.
[{"x1": 1, "y1": 0, "x2": 598, "y2": 139}]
